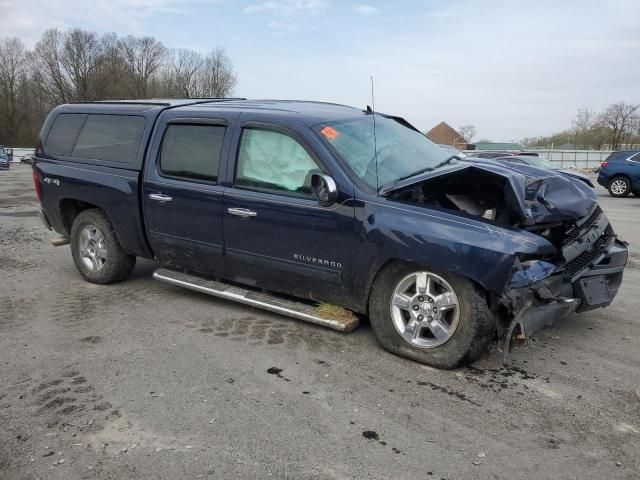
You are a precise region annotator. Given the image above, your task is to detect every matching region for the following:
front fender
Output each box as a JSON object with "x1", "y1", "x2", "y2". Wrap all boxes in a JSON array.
[{"x1": 359, "y1": 200, "x2": 555, "y2": 296}]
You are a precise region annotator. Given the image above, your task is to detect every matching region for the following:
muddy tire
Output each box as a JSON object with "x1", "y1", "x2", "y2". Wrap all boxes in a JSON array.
[
  {"x1": 608, "y1": 176, "x2": 631, "y2": 197},
  {"x1": 70, "y1": 209, "x2": 135, "y2": 284},
  {"x1": 368, "y1": 262, "x2": 495, "y2": 369}
]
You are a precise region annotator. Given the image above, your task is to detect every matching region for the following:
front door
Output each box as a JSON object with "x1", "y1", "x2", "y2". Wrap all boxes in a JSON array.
[
  {"x1": 143, "y1": 119, "x2": 230, "y2": 275},
  {"x1": 223, "y1": 123, "x2": 355, "y2": 305}
]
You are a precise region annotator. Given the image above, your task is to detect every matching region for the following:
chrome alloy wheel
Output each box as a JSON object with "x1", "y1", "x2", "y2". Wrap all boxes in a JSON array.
[
  {"x1": 389, "y1": 271, "x2": 460, "y2": 348},
  {"x1": 610, "y1": 179, "x2": 627, "y2": 195},
  {"x1": 78, "y1": 224, "x2": 107, "y2": 271}
]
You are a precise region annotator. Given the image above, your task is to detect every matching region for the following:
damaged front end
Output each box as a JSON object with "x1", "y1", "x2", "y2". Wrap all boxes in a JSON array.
[
  {"x1": 501, "y1": 204, "x2": 627, "y2": 359},
  {"x1": 381, "y1": 161, "x2": 628, "y2": 358}
]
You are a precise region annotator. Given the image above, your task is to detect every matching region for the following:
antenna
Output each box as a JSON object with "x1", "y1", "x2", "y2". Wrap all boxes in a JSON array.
[{"x1": 370, "y1": 75, "x2": 379, "y2": 194}]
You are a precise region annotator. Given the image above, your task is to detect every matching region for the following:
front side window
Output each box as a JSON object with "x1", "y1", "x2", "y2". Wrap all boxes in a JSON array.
[
  {"x1": 159, "y1": 124, "x2": 226, "y2": 182},
  {"x1": 72, "y1": 114, "x2": 146, "y2": 162},
  {"x1": 236, "y1": 128, "x2": 320, "y2": 197}
]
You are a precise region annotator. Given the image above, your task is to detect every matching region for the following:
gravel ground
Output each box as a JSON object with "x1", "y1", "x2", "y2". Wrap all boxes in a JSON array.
[{"x1": 1, "y1": 163, "x2": 639, "y2": 479}]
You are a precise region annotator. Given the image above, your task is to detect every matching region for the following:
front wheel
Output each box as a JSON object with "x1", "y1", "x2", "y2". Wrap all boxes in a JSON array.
[
  {"x1": 608, "y1": 176, "x2": 631, "y2": 197},
  {"x1": 369, "y1": 263, "x2": 495, "y2": 369},
  {"x1": 70, "y1": 209, "x2": 136, "y2": 284}
]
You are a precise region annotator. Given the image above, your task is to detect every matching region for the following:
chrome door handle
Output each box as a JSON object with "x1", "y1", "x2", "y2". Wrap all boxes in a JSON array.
[
  {"x1": 228, "y1": 207, "x2": 257, "y2": 218},
  {"x1": 149, "y1": 193, "x2": 172, "y2": 202}
]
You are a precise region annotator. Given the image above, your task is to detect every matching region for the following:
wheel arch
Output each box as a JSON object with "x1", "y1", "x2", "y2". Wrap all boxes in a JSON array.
[
  {"x1": 608, "y1": 173, "x2": 632, "y2": 185},
  {"x1": 59, "y1": 200, "x2": 130, "y2": 254},
  {"x1": 59, "y1": 198, "x2": 102, "y2": 235},
  {"x1": 363, "y1": 258, "x2": 496, "y2": 317}
]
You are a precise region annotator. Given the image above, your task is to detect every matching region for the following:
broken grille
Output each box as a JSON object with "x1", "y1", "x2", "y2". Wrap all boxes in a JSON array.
[
  {"x1": 563, "y1": 205, "x2": 603, "y2": 245},
  {"x1": 564, "y1": 234, "x2": 610, "y2": 277}
]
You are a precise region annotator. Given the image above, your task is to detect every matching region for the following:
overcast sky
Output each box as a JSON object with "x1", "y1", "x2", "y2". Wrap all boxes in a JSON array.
[{"x1": 2, "y1": 0, "x2": 639, "y2": 140}]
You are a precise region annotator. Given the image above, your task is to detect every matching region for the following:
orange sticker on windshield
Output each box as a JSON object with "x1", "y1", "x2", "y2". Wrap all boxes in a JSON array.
[{"x1": 320, "y1": 126, "x2": 339, "y2": 140}]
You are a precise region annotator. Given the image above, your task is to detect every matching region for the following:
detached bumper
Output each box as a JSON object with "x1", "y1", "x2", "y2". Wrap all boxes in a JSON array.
[{"x1": 503, "y1": 238, "x2": 628, "y2": 355}]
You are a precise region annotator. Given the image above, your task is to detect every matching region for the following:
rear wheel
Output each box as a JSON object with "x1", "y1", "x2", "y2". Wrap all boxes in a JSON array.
[
  {"x1": 369, "y1": 263, "x2": 494, "y2": 369},
  {"x1": 608, "y1": 176, "x2": 631, "y2": 197},
  {"x1": 70, "y1": 209, "x2": 135, "y2": 284}
]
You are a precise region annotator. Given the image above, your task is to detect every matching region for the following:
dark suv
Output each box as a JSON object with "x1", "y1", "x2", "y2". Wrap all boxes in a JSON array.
[
  {"x1": 32, "y1": 99, "x2": 628, "y2": 368},
  {"x1": 597, "y1": 150, "x2": 640, "y2": 197}
]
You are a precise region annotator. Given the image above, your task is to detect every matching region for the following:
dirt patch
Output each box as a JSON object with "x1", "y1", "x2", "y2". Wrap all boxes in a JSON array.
[
  {"x1": 80, "y1": 336, "x2": 102, "y2": 344},
  {"x1": 315, "y1": 303, "x2": 358, "y2": 323}
]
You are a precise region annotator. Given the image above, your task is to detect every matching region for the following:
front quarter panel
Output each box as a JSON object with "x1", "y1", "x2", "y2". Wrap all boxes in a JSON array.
[{"x1": 356, "y1": 199, "x2": 555, "y2": 302}]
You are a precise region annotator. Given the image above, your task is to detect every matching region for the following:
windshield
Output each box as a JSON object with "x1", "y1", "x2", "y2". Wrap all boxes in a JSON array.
[
  {"x1": 524, "y1": 156, "x2": 556, "y2": 169},
  {"x1": 315, "y1": 115, "x2": 449, "y2": 189}
]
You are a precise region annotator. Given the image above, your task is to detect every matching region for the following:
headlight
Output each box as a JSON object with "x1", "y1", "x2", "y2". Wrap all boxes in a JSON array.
[{"x1": 509, "y1": 259, "x2": 557, "y2": 288}]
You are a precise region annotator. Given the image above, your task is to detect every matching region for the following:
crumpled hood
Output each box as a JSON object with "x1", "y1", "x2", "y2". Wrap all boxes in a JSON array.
[{"x1": 380, "y1": 159, "x2": 597, "y2": 225}]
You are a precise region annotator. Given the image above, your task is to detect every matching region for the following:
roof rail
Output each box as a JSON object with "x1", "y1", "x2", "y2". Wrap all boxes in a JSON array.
[
  {"x1": 68, "y1": 98, "x2": 247, "y2": 107},
  {"x1": 69, "y1": 100, "x2": 172, "y2": 106},
  {"x1": 188, "y1": 97, "x2": 247, "y2": 101}
]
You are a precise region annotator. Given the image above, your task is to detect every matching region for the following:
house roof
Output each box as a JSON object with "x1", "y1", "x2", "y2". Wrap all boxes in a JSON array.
[{"x1": 425, "y1": 122, "x2": 466, "y2": 147}]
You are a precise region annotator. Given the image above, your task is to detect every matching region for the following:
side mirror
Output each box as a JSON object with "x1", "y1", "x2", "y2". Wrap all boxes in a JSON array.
[{"x1": 311, "y1": 173, "x2": 338, "y2": 207}]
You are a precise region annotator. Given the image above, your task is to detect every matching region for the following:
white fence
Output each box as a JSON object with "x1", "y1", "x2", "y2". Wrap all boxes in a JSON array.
[
  {"x1": 5, "y1": 147, "x2": 35, "y2": 162},
  {"x1": 463, "y1": 149, "x2": 612, "y2": 169}
]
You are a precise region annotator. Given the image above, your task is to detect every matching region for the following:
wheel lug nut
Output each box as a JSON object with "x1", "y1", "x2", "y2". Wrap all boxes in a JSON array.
[
  {"x1": 418, "y1": 296, "x2": 424, "y2": 302},
  {"x1": 412, "y1": 305, "x2": 419, "y2": 311},
  {"x1": 427, "y1": 316, "x2": 433, "y2": 321},
  {"x1": 418, "y1": 315, "x2": 424, "y2": 321},
  {"x1": 428, "y1": 298, "x2": 434, "y2": 303}
]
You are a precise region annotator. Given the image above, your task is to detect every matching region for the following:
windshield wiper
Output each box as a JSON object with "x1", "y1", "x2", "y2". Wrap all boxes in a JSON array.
[
  {"x1": 431, "y1": 155, "x2": 459, "y2": 170},
  {"x1": 393, "y1": 165, "x2": 435, "y2": 183},
  {"x1": 392, "y1": 155, "x2": 459, "y2": 184}
]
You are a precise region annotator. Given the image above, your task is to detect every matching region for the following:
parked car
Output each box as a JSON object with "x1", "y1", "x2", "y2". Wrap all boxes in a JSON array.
[
  {"x1": 0, "y1": 146, "x2": 10, "y2": 170},
  {"x1": 437, "y1": 144, "x2": 467, "y2": 158},
  {"x1": 596, "y1": 150, "x2": 640, "y2": 197},
  {"x1": 468, "y1": 151, "x2": 539, "y2": 159},
  {"x1": 493, "y1": 155, "x2": 595, "y2": 187},
  {"x1": 32, "y1": 99, "x2": 628, "y2": 368}
]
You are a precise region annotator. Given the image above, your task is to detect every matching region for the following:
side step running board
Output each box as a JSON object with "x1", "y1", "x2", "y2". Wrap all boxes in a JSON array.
[{"x1": 152, "y1": 268, "x2": 359, "y2": 333}]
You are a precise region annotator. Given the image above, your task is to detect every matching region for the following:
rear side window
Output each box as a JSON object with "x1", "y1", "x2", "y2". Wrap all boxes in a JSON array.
[
  {"x1": 159, "y1": 124, "x2": 226, "y2": 182},
  {"x1": 72, "y1": 115, "x2": 146, "y2": 163},
  {"x1": 606, "y1": 151, "x2": 639, "y2": 162},
  {"x1": 44, "y1": 113, "x2": 87, "y2": 156}
]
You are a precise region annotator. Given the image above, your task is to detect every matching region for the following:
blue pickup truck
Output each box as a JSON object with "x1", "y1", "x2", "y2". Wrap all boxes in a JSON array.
[{"x1": 33, "y1": 99, "x2": 628, "y2": 368}]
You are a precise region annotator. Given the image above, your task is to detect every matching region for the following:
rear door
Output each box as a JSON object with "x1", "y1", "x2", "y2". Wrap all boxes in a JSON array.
[
  {"x1": 222, "y1": 119, "x2": 356, "y2": 305},
  {"x1": 143, "y1": 112, "x2": 237, "y2": 275}
]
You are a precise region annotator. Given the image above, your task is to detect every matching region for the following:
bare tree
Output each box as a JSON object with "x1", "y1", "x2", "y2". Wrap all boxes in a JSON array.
[
  {"x1": 458, "y1": 124, "x2": 476, "y2": 143},
  {"x1": 94, "y1": 32, "x2": 128, "y2": 99},
  {"x1": 30, "y1": 29, "x2": 72, "y2": 104},
  {"x1": 164, "y1": 48, "x2": 203, "y2": 97},
  {"x1": 0, "y1": 28, "x2": 241, "y2": 146},
  {"x1": 119, "y1": 36, "x2": 166, "y2": 97},
  {"x1": 598, "y1": 102, "x2": 639, "y2": 150},
  {"x1": 0, "y1": 37, "x2": 27, "y2": 144},
  {"x1": 195, "y1": 47, "x2": 238, "y2": 98},
  {"x1": 60, "y1": 29, "x2": 101, "y2": 101},
  {"x1": 571, "y1": 108, "x2": 599, "y2": 149}
]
